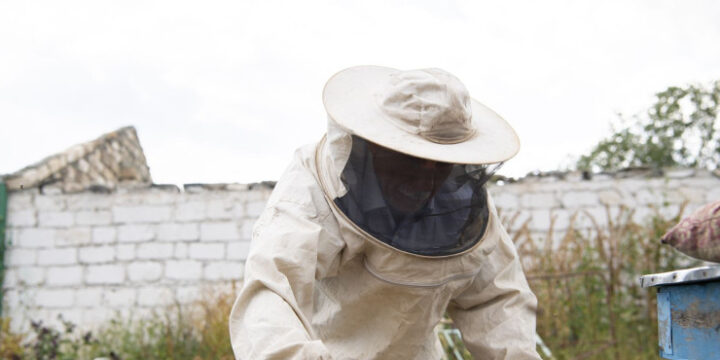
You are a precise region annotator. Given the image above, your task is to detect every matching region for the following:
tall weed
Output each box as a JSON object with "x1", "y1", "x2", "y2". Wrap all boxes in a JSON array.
[
  {"x1": 91, "y1": 284, "x2": 238, "y2": 360},
  {"x1": 1, "y1": 317, "x2": 25, "y2": 359},
  {"x1": 512, "y1": 205, "x2": 702, "y2": 360}
]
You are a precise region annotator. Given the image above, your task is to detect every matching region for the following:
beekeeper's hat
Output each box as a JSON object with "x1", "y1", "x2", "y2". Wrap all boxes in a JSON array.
[{"x1": 322, "y1": 65, "x2": 520, "y2": 164}]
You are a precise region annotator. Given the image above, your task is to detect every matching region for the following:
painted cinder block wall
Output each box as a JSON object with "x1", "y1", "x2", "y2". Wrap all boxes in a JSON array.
[
  {"x1": 492, "y1": 169, "x2": 720, "y2": 245},
  {"x1": 2, "y1": 183, "x2": 272, "y2": 332},
  {"x1": 3, "y1": 168, "x2": 719, "y2": 333}
]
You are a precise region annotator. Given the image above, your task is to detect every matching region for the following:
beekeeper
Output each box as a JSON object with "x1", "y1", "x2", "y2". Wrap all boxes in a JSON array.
[{"x1": 229, "y1": 66, "x2": 541, "y2": 360}]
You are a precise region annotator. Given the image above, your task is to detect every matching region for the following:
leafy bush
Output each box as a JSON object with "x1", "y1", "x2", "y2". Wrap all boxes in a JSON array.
[{"x1": 577, "y1": 81, "x2": 720, "y2": 172}]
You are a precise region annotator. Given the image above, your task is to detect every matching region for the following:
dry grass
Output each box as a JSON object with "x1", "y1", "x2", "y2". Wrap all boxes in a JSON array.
[
  {"x1": 509, "y1": 204, "x2": 701, "y2": 360},
  {"x1": 96, "y1": 282, "x2": 240, "y2": 360},
  {"x1": 0, "y1": 317, "x2": 24, "y2": 359}
]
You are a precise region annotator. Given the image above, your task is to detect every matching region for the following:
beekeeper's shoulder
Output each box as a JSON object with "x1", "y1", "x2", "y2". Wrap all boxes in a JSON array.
[{"x1": 263, "y1": 143, "x2": 331, "y2": 220}]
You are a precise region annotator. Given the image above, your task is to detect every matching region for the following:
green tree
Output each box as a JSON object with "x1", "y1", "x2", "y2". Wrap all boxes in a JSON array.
[{"x1": 577, "y1": 81, "x2": 720, "y2": 172}]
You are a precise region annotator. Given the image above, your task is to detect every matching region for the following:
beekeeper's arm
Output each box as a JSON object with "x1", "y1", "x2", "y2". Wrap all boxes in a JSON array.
[
  {"x1": 229, "y1": 195, "x2": 342, "y2": 360},
  {"x1": 447, "y1": 202, "x2": 541, "y2": 360}
]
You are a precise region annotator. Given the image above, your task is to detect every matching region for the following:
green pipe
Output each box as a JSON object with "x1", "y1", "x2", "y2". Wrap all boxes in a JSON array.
[{"x1": 0, "y1": 182, "x2": 7, "y2": 318}]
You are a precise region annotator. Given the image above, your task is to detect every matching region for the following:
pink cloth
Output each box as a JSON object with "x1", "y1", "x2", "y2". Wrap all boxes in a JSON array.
[{"x1": 662, "y1": 200, "x2": 720, "y2": 262}]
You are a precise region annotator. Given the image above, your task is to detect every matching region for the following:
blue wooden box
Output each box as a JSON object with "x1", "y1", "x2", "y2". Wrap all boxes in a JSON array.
[{"x1": 640, "y1": 266, "x2": 720, "y2": 360}]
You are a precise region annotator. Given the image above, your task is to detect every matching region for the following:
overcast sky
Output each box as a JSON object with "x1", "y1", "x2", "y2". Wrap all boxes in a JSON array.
[{"x1": 1, "y1": 1, "x2": 719, "y2": 185}]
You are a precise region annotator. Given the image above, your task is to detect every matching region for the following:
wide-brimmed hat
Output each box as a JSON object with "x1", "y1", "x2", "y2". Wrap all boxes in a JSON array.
[{"x1": 322, "y1": 65, "x2": 520, "y2": 165}]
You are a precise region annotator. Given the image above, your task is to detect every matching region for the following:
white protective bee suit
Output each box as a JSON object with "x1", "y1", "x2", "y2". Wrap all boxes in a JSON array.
[{"x1": 229, "y1": 66, "x2": 541, "y2": 360}]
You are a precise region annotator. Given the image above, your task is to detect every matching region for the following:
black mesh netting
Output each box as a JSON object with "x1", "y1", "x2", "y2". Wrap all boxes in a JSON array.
[{"x1": 334, "y1": 136, "x2": 501, "y2": 257}]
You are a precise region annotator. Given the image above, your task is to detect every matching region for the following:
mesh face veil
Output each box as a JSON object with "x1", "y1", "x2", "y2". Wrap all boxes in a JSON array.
[{"x1": 333, "y1": 135, "x2": 502, "y2": 257}]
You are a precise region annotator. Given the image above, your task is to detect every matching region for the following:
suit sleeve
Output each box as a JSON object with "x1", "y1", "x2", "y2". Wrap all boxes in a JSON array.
[
  {"x1": 447, "y1": 197, "x2": 542, "y2": 360},
  {"x1": 228, "y1": 198, "x2": 342, "y2": 360}
]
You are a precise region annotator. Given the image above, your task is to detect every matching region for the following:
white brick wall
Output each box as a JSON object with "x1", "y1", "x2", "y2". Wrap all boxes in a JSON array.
[
  {"x1": 5, "y1": 248, "x2": 37, "y2": 266},
  {"x1": 7, "y1": 209, "x2": 36, "y2": 227},
  {"x1": 79, "y1": 246, "x2": 116, "y2": 264},
  {"x1": 127, "y1": 262, "x2": 163, "y2": 282},
  {"x1": 174, "y1": 201, "x2": 206, "y2": 222},
  {"x1": 245, "y1": 200, "x2": 267, "y2": 217},
  {"x1": 492, "y1": 192, "x2": 519, "y2": 209},
  {"x1": 189, "y1": 243, "x2": 225, "y2": 260},
  {"x1": 55, "y1": 227, "x2": 92, "y2": 247},
  {"x1": 174, "y1": 243, "x2": 189, "y2": 258},
  {"x1": 205, "y1": 261, "x2": 244, "y2": 280},
  {"x1": 46, "y1": 266, "x2": 83, "y2": 286},
  {"x1": 36, "y1": 289, "x2": 75, "y2": 308},
  {"x1": 138, "y1": 287, "x2": 173, "y2": 306},
  {"x1": 227, "y1": 241, "x2": 251, "y2": 260},
  {"x1": 92, "y1": 227, "x2": 116, "y2": 244},
  {"x1": 137, "y1": 243, "x2": 173, "y2": 259},
  {"x1": 105, "y1": 287, "x2": 137, "y2": 307},
  {"x1": 118, "y1": 225, "x2": 155, "y2": 242},
  {"x1": 560, "y1": 191, "x2": 599, "y2": 207},
  {"x1": 116, "y1": 244, "x2": 135, "y2": 260},
  {"x1": 75, "y1": 288, "x2": 103, "y2": 307},
  {"x1": 76, "y1": 210, "x2": 112, "y2": 225},
  {"x1": 86, "y1": 264, "x2": 125, "y2": 284},
  {"x1": 200, "y1": 222, "x2": 239, "y2": 241},
  {"x1": 157, "y1": 223, "x2": 198, "y2": 241},
  {"x1": 35, "y1": 196, "x2": 66, "y2": 211},
  {"x1": 113, "y1": 205, "x2": 172, "y2": 223},
  {"x1": 14, "y1": 228, "x2": 56, "y2": 248},
  {"x1": 38, "y1": 211, "x2": 74, "y2": 227},
  {"x1": 166, "y1": 260, "x2": 203, "y2": 280},
  {"x1": 521, "y1": 193, "x2": 559, "y2": 209},
  {"x1": 14, "y1": 267, "x2": 45, "y2": 286},
  {"x1": 37, "y1": 248, "x2": 77, "y2": 265},
  {"x1": 3, "y1": 173, "x2": 718, "y2": 334}
]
